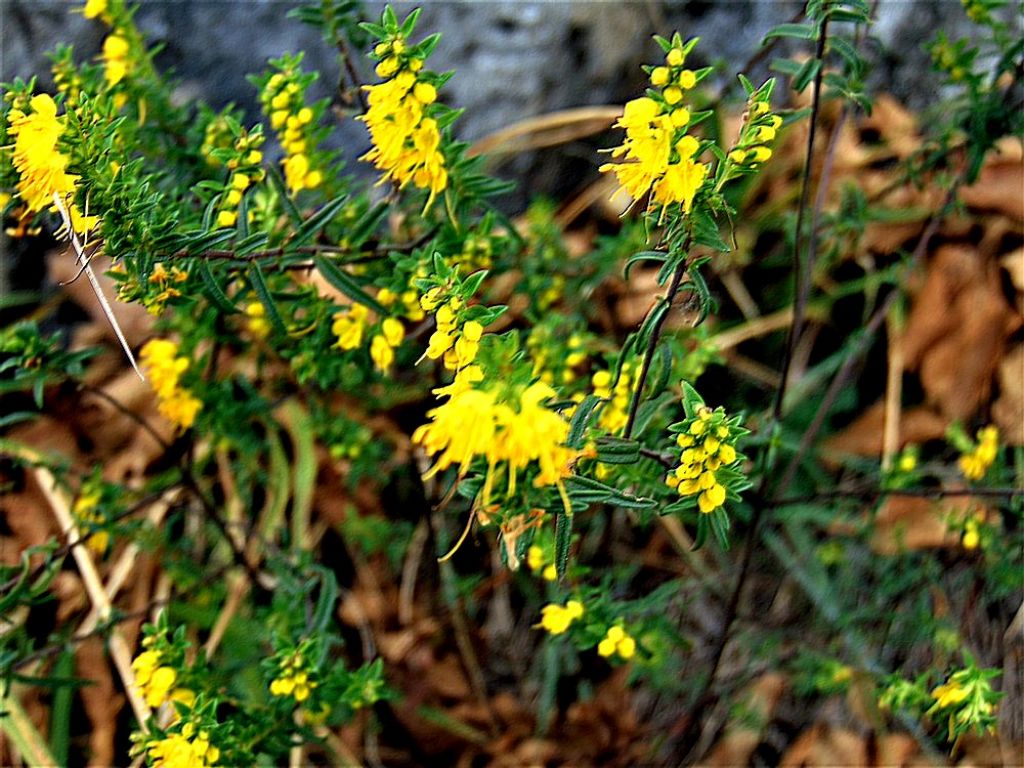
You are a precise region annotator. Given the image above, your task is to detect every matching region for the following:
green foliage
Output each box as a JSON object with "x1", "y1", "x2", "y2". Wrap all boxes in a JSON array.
[{"x1": 1, "y1": 1, "x2": 1020, "y2": 764}]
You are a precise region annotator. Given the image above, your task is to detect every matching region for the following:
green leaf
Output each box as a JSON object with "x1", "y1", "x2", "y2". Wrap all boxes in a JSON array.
[
  {"x1": 348, "y1": 201, "x2": 389, "y2": 249},
  {"x1": 311, "y1": 568, "x2": 339, "y2": 633},
  {"x1": 680, "y1": 380, "x2": 704, "y2": 417},
  {"x1": 567, "y1": 394, "x2": 602, "y2": 448},
  {"x1": 198, "y1": 260, "x2": 238, "y2": 315},
  {"x1": 293, "y1": 195, "x2": 349, "y2": 248},
  {"x1": 794, "y1": 58, "x2": 823, "y2": 93},
  {"x1": 248, "y1": 262, "x2": 287, "y2": 335},
  {"x1": 564, "y1": 476, "x2": 655, "y2": 509},
  {"x1": 624, "y1": 250, "x2": 667, "y2": 280},
  {"x1": 595, "y1": 436, "x2": 640, "y2": 465},
  {"x1": 313, "y1": 255, "x2": 388, "y2": 315},
  {"x1": 709, "y1": 508, "x2": 731, "y2": 549},
  {"x1": 764, "y1": 23, "x2": 818, "y2": 41},
  {"x1": 554, "y1": 510, "x2": 573, "y2": 579},
  {"x1": 267, "y1": 165, "x2": 303, "y2": 225}
]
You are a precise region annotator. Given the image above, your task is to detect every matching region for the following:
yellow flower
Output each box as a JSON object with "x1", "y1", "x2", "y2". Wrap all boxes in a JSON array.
[
  {"x1": 332, "y1": 305, "x2": 369, "y2": 350},
  {"x1": 359, "y1": 62, "x2": 447, "y2": 211},
  {"x1": 82, "y1": 0, "x2": 108, "y2": 20},
  {"x1": 539, "y1": 600, "x2": 584, "y2": 635},
  {"x1": 146, "y1": 728, "x2": 220, "y2": 768},
  {"x1": 597, "y1": 624, "x2": 636, "y2": 658},
  {"x1": 600, "y1": 75, "x2": 707, "y2": 213},
  {"x1": 370, "y1": 334, "x2": 395, "y2": 372},
  {"x1": 139, "y1": 339, "x2": 202, "y2": 430},
  {"x1": 102, "y1": 33, "x2": 131, "y2": 86},
  {"x1": 7, "y1": 93, "x2": 97, "y2": 234},
  {"x1": 412, "y1": 388, "x2": 501, "y2": 478},
  {"x1": 959, "y1": 425, "x2": 999, "y2": 480},
  {"x1": 131, "y1": 650, "x2": 179, "y2": 708},
  {"x1": 932, "y1": 680, "x2": 969, "y2": 709}
]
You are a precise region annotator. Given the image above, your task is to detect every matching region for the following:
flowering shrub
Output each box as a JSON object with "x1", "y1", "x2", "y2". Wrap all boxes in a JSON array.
[{"x1": 1, "y1": 0, "x2": 1020, "y2": 765}]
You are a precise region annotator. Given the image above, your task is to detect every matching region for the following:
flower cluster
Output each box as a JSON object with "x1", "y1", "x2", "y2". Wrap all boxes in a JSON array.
[
  {"x1": 369, "y1": 317, "x2": 405, "y2": 373},
  {"x1": 928, "y1": 664, "x2": 1002, "y2": 741},
  {"x1": 269, "y1": 652, "x2": 318, "y2": 704},
  {"x1": 600, "y1": 34, "x2": 708, "y2": 214},
  {"x1": 244, "y1": 302, "x2": 270, "y2": 339},
  {"x1": 666, "y1": 404, "x2": 742, "y2": 514},
  {"x1": 591, "y1": 362, "x2": 637, "y2": 434},
  {"x1": 145, "y1": 263, "x2": 189, "y2": 315},
  {"x1": 421, "y1": 292, "x2": 483, "y2": 372},
  {"x1": 102, "y1": 31, "x2": 132, "y2": 87},
  {"x1": 377, "y1": 289, "x2": 425, "y2": 322},
  {"x1": 527, "y1": 544, "x2": 558, "y2": 582},
  {"x1": 132, "y1": 648, "x2": 180, "y2": 709},
  {"x1": 413, "y1": 375, "x2": 580, "y2": 500},
  {"x1": 140, "y1": 338, "x2": 202, "y2": 431},
  {"x1": 145, "y1": 723, "x2": 220, "y2": 768},
  {"x1": 260, "y1": 59, "x2": 324, "y2": 195},
  {"x1": 6, "y1": 93, "x2": 97, "y2": 234},
  {"x1": 360, "y1": 18, "x2": 447, "y2": 211},
  {"x1": 597, "y1": 625, "x2": 637, "y2": 659},
  {"x1": 210, "y1": 130, "x2": 264, "y2": 229},
  {"x1": 958, "y1": 425, "x2": 998, "y2": 481},
  {"x1": 726, "y1": 98, "x2": 781, "y2": 169},
  {"x1": 330, "y1": 303, "x2": 407, "y2": 374},
  {"x1": 538, "y1": 600, "x2": 584, "y2": 635}
]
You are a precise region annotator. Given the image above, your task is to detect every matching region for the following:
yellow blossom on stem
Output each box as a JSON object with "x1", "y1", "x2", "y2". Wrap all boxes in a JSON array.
[
  {"x1": 359, "y1": 34, "x2": 448, "y2": 211},
  {"x1": 139, "y1": 339, "x2": 202, "y2": 431},
  {"x1": 102, "y1": 32, "x2": 131, "y2": 86},
  {"x1": 600, "y1": 43, "x2": 708, "y2": 214},
  {"x1": 131, "y1": 649, "x2": 178, "y2": 708},
  {"x1": 597, "y1": 625, "x2": 637, "y2": 659},
  {"x1": 6, "y1": 93, "x2": 97, "y2": 234},
  {"x1": 538, "y1": 600, "x2": 584, "y2": 635},
  {"x1": 667, "y1": 404, "x2": 742, "y2": 514},
  {"x1": 959, "y1": 425, "x2": 999, "y2": 481}
]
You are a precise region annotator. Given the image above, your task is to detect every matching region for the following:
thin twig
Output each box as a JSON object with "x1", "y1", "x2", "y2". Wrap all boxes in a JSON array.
[
  {"x1": 623, "y1": 258, "x2": 688, "y2": 439},
  {"x1": 770, "y1": 485, "x2": 1023, "y2": 507},
  {"x1": 52, "y1": 193, "x2": 144, "y2": 380},
  {"x1": 33, "y1": 465, "x2": 153, "y2": 730},
  {"x1": 677, "y1": 16, "x2": 835, "y2": 756}
]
